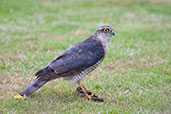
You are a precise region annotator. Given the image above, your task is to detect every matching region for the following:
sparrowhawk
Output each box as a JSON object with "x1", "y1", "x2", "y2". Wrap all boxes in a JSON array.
[{"x1": 14, "y1": 25, "x2": 115, "y2": 101}]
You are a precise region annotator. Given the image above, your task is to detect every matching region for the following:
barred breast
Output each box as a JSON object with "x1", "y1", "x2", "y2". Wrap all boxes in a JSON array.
[{"x1": 71, "y1": 58, "x2": 104, "y2": 84}]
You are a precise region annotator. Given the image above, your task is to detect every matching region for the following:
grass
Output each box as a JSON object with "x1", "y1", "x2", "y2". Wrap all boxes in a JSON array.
[{"x1": 0, "y1": 0, "x2": 170, "y2": 113}]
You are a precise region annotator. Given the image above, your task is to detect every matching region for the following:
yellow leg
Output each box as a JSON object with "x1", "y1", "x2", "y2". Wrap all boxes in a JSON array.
[
  {"x1": 14, "y1": 94, "x2": 24, "y2": 99},
  {"x1": 78, "y1": 83, "x2": 93, "y2": 99},
  {"x1": 81, "y1": 84, "x2": 94, "y2": 97},
  {"x1": 80, "y1": 84, "x2": 91, "y2": 99}
]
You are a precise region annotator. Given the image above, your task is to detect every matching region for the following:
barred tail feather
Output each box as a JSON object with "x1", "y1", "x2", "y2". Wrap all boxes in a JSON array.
[{"x1": 19, "y1": 79, "x2": 48, "y2": 97}]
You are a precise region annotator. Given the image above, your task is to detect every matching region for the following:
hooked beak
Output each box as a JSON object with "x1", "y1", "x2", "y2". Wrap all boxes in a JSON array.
[
  {"x1": 112, "y1": 32, "x2": 115, "y2": 36},
  {"x1": 111, "y1": 30, "x2": 115, "y2": 36}
]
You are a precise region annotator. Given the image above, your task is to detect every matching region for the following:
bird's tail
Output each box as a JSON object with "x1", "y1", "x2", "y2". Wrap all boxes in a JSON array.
[{"x1": 14, "y1": 79, "x2": 48, "y2": 99}]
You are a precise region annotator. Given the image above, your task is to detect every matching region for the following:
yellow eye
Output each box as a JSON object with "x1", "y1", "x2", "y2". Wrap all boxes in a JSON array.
[
  {"x1": 112, "y1": 30, "x2": 114, "y2": 32},
  {"x1": 104, "y1": 29, "x2": 109, "y2": 32}
]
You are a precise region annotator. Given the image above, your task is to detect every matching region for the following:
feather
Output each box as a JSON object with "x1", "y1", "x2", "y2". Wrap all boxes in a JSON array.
[{"x1": 19, "y1": 79, "x2": 48, "y2": 97}]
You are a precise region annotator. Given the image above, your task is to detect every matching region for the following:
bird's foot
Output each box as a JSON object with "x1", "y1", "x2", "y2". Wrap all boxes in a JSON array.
[
  {"x1": 76, "y1": 87, "x2": 104, "y2": 102},
  {"x1": 83, "y1": 91, "x2": 94, "y2": 100},
  {"x1": 14, "y1": 94, "x2": 24, "y2": 100}
]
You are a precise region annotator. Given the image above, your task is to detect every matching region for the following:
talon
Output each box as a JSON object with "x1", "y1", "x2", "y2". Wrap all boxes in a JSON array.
[
  {"x1": 83, "y1": 92, "x2": 94, "y2": 99},
  {"x1": 14, "y1": 94, "x2": 24, "y2": 99},
  {"x1": 84, "y1": 95, "x2": 91, "y2": 100},
  {"x1": 86, "y1": 93, "x2": 94, "y2": 100}
]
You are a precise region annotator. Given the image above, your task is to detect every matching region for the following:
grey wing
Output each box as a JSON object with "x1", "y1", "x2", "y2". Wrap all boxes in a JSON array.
[{"x1": 35, "y1": 38, "x2": 105, "y2": 80}]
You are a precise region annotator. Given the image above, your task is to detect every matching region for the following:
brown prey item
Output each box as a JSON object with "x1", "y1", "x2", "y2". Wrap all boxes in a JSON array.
[{"x1": 76, "y1": 86, "x2": 104, "y2": 102}]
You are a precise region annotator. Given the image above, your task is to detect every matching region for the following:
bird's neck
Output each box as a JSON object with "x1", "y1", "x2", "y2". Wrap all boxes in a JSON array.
[{"x1": 96, "y1": 35, "x2": 111, "y2": 51}]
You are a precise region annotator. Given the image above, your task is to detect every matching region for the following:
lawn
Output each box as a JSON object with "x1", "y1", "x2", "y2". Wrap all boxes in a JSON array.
[{"x1": 0, "y1": 0, "x2": 170, "y2": 113}]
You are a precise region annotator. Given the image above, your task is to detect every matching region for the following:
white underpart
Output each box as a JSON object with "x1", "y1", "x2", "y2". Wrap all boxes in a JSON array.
[{"x1": 97, "y1": 34, "x2": 111, "y2": 51}]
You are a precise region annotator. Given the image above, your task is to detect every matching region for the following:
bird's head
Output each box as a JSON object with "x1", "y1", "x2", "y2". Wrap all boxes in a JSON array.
[
  {"x1": 96, "y1": 25, "x2": 115, "y2": 37},
  {"x1": 94, "y1": 25, "x2": 115, "y2": 45}
]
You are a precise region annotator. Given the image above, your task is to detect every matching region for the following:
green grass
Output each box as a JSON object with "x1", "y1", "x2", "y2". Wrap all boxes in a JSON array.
[{"x1": 0, "y1": 0, "x2": 170, "y2": 113}]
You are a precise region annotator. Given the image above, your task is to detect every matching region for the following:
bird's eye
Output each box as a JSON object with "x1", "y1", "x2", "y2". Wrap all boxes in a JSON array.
[{"x1": 104, "y1": 29, "x2": 109, "y2": 32}]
